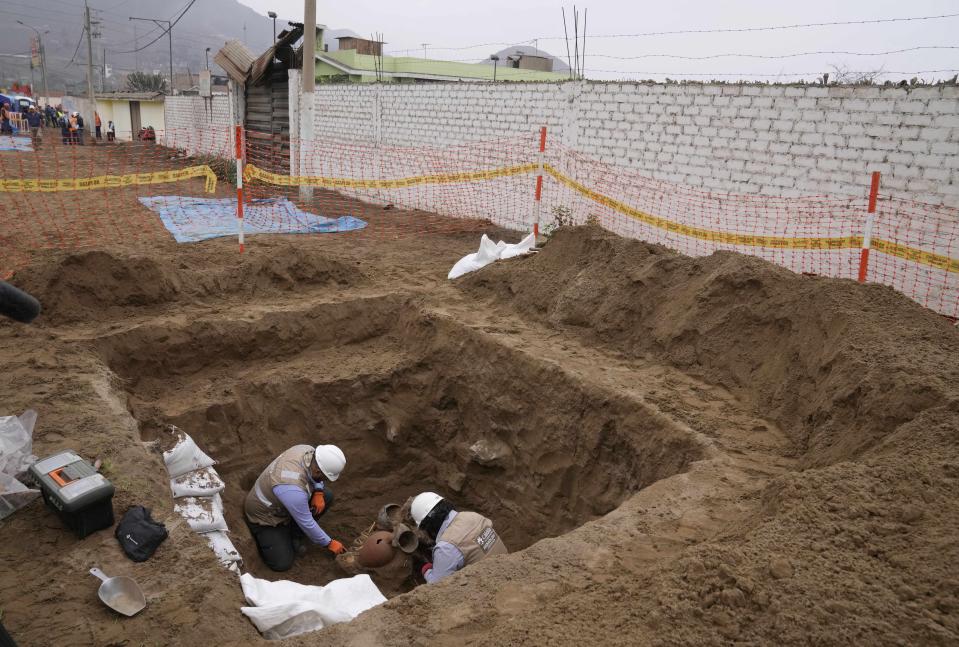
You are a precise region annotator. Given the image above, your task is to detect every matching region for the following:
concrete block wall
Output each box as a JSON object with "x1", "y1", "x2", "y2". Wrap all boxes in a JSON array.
[
  {"x1": 311, "y1": 82, "x2": 959, "y2": 208},
  {"x1": 163, "y1": 95, "x2": 233, "y2": 157}
]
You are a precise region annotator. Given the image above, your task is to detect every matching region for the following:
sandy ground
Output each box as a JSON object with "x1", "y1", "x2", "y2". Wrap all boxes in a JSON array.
[{"x1": 0, "y1": 141, "x2": 957, "y2": 646}]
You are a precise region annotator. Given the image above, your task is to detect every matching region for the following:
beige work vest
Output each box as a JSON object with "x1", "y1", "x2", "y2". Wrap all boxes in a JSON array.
[
  {"x1": 244, "y1": 444, "x2": 314, "y2": 526},
  {"x1": 439, "y1": 511, "x2": 508, "y2": 566}
]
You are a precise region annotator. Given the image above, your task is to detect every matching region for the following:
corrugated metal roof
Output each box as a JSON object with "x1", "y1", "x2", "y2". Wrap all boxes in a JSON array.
[
  {"x1": 214, "y1": 40, "x2": 256, "y2": 84},
  {"x1": 96, "y1": 91, "x2": 164, "y2": 101},
  {"x1": 250, "y1": 23, "x2": 304, "y2": 85}
]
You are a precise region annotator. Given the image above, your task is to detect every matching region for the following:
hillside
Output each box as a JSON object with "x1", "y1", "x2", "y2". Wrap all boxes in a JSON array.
[{"x1": 0, "y1": 0, "x2": 275, "y2": 93}]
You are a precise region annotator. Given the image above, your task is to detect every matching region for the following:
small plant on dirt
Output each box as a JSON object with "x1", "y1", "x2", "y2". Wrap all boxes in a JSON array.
[
  {"x1": 585, "y1": 212, "x2": 601, "y2": 227},
  {"x1": 543, "y1": 205, "x2": 575, "y2": 238},
  {"x1": 190, "y1": 154, "x2": 236, "y2": 186}
]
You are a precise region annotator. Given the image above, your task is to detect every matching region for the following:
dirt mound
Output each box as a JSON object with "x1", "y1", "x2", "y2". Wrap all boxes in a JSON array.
[
  {"x1": 460, "y1": 226, "x2": 959, "y2": 466},
  {"x1": 16, "y1": 244, "x2": 367, "y2": 324}
]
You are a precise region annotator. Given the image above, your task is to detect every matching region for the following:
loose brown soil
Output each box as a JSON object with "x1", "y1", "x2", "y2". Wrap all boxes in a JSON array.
[{"x1": 1, "y1": 204, "x2": 957, "y2": 644}]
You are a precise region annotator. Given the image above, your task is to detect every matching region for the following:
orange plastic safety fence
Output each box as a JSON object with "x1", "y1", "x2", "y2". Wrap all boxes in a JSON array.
[
  {"x1": 539, "y1": 143, "x2": 958, "y2": 317},
  {"x1": 1, "y1": 123, "x2": 956, "y2": 318},
  {"x1": 0, "y1": 126, "x2": 233, "y2": 276}
]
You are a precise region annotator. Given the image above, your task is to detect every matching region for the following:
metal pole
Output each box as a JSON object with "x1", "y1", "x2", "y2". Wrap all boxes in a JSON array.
[
  {"x1": 40, "y1": 38, "x2": 48, "y2": 101},
  {"x1": 16, "y1": 21, "x2": 49, "y2": 103},
  {"x1": 168, "y1": 20, "x2": 174, "y2": 95},
  {"x1": 84, "y1": 1, "x2": 98, "y2": 142},
  {"x1": 101, "y1": 47, "x2": 106, "y2": 92}
]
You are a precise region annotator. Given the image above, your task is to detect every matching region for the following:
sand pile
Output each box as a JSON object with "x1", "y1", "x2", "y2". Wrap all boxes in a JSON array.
[
  {"x1": 461, "y1": 226, "x2": 959, "y2": 466},
  {"x1": 1, "y1": 226, "x2": 956, "y2": 646}
]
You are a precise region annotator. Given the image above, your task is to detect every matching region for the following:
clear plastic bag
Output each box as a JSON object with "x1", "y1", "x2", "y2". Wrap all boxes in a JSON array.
[{"x1": 0, "y1": 410, "x2": 40, "y2": 520}]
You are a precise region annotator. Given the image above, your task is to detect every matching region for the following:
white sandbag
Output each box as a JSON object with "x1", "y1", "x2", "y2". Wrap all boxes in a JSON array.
[
  {"x1": 448, "y1": 233, "x2": 535, "y2": 279},
  {"x1": 500, "y1": 232, "x2": 536, "y2": 259},
  {"x1": 173, "y1": 492, "x2": 228, "y2": 533},
  {"x1": 163, "y1": 431, "x2": 216, "y2": 478},
  {"x1": 240, "y1": 573, "x2": 386, "y2": 640},
  {"x1": 170, "y1": 466, "x2": 225, "y2": 498},
  {"x1": 204, "y1": 530, "x2": 242, "y2": 567}
]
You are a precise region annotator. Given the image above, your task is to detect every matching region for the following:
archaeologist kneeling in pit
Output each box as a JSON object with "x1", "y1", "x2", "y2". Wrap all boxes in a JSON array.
[
  {"x1": 411, "y1": 491, "x2": 508, "y2": 583},
  {"x1": 244, "y1": 444, "x2": 347, "y2": 571}
]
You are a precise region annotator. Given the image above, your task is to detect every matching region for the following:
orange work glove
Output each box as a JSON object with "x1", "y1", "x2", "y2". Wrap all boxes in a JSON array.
[
  {"x1": 327, "y1": 539, "x2": 346, "y2": 555},
  {"x1": 310, "y1": 491, "x2": 326, "y2": 516}
]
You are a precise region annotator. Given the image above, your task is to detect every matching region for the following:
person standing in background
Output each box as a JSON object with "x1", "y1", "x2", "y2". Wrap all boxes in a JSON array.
[
  {"x1": 25, "y1": 107, "x2": 42, "y2": 148},
  {"x1": 107, "y1": 120, "x2": 116, "y2": 142},
  {"x1": 95, "y1": 112, "x2": 102, "y2": 141}
]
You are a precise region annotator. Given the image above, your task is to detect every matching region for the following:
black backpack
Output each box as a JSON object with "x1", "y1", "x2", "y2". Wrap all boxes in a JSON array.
[{"x1": 115, "y1": 506, "x2": 168, "y2": 562}]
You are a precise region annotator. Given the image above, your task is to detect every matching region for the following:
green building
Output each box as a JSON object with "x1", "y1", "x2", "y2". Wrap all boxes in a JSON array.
[{"x1": 314, "y1": 28, "x2": 567, "y2": 83}]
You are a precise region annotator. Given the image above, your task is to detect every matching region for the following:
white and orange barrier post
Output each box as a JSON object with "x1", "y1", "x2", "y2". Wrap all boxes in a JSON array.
[
  {"x1": 533, "y1": 126, "x2": 547, "y2": 240},
  {"x1": 857, "y1": 171, "x2": 881, "y2": 283},
  {"x1": 235, "y1": 124, "x2": 245, "y2": 254}
]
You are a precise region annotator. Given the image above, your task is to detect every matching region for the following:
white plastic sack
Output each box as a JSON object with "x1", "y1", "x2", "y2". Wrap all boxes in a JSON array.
[
  {"x1": 170, "y1": 466, "x2": 225, "y2": 498},
  {"x1": 0, "y1": 410, "x2": 40, "y2": 521},
  {"x1": 173, "y1": 492, "x2": 228, "y2": 533},
  {"x1": 163, "y1": 431, "x2": 216, "y2": 478},
  {"x1": 240, "y1": 573, "x2": 386, "y2": 640},
  {"x1": 205, "y1": 530, "x2": 242, "y2": 568},
  {"x1": 448, "y1": 232, "x2": 536, "y2": 279},
  {"x1": 0, "y1": 409, "x2": 38, "y2": 478}
]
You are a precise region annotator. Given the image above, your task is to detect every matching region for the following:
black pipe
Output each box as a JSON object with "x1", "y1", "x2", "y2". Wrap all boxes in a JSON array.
[{"x1": 0, "y1": 280, "x2": 41, "y2": 323}]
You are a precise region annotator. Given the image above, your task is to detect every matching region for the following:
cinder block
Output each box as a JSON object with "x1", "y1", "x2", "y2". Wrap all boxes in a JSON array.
[
  {"x1": 901, "y1": 139, "x2": 931, "y2": 153},
  {"x1": 932, "y1": 141, "x2": 959, "y2": 155}
]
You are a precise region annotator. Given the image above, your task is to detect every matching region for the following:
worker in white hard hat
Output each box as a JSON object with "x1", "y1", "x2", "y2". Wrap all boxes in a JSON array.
[
  {"x1": 244, "y1": 444, "x2": 347, "y2": 572},
  {"x1": 411, "y1": 492, "x2": 508, "y2": 583}
]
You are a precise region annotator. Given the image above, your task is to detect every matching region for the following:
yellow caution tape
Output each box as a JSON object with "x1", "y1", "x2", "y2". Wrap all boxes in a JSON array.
[
  {"x1": 0, "y1": 165, "x2": 217, "y2": 194},
  {"x1": 544, "y1": 164, "x2": 959, "y2": 274},
  {"x1": 243, "y1": 162, "x2": 538, "y2": 189},
  {"x1": 243, "y1": 160, "x2": 957, "y2": 274}
]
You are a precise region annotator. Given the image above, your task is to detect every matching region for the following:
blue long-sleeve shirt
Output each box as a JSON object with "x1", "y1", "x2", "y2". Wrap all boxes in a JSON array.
[
  {"x1": 273, "y1": 478, "x2": 331, "y2": 546},
  {"x1": 424, "y1": 511, "x2": 466, "y2": 583}
]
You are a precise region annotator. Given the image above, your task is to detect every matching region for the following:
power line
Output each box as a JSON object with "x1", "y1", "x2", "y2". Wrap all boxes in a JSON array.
[
  {"x1": 586, "y1": 46, "x2": 959, "y2": 61},
  {"x1": 545, "y1": 12, "x2": 959, "y2": 40},
  {"x1": 385, "y1": 11, "x2": 959, "y2": 55},
  {"x1": 63, "y1": 29, "x2": 86, "y2": 69},
  {"x1": 111, "y1": 0, "x2": 198, "y2": 54},
  {"x1": 581, "y1": 68, "x2": 959, "y2": 78}
]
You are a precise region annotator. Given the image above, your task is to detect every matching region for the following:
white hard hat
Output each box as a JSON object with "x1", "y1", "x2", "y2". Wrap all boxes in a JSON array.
[
  {"x1": 411, "y1": 492, "x2": 444, "y2": 527},
  {"x1": 314, "y1": 445, "x2": 346, "y2": 481}
]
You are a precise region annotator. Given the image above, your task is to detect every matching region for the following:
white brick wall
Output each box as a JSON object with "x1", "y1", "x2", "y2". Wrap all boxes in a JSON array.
[
  {"x1": 163, "y1": 95, "x2": 233, "y2": 157},
  {"x1": 309, "y1": 81, "x2": 959, "y2": 208}
]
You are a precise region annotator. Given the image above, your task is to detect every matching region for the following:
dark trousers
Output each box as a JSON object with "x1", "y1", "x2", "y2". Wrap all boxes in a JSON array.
[{"x1": 247, "y1": 488, "x2": 333, "y2": 572}]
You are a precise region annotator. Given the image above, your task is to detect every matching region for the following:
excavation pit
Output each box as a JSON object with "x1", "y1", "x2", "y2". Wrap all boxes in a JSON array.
[{"x1": 99, "y1": 295, "x2": 705, "y2": 592}]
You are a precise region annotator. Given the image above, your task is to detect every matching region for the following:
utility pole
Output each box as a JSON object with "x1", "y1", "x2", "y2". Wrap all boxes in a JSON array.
[
  {"x1": 301, "y1": 0, "x2": 316, "y2": 201},
  {"x1": 421, "y1": 43, "x2": 430, "y2": 59},
  {"x1": 84, "y1": 1, "x2": 98, "y2": 141},
  {"x1": 101, "y1": 47, "x2": 106, "y2": 92},
  {"x1": 129, "y1": 16, "x2": 173, "y2": 94}
]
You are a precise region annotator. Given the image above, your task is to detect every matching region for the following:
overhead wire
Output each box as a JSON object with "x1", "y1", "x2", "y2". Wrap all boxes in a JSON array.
[
  {"x1": 385, "y1": 11, "x2": 959, "y2": 55},
  {"x1": 110, "y1": 0, "x2": 199, "y2": 54}
]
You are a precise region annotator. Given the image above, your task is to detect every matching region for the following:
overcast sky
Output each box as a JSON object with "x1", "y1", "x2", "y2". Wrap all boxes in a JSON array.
[{"x1": 237, "y1": 0, "x2": 958, "y2": 82}]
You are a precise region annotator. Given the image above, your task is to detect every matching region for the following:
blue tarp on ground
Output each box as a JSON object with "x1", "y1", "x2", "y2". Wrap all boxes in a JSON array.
[
  {"x1": 138, "y1": 196, "x2": 367, "y2": 243},
  {"x1": 0, "y1": 135, "x2": 31, "y2": 151}
]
